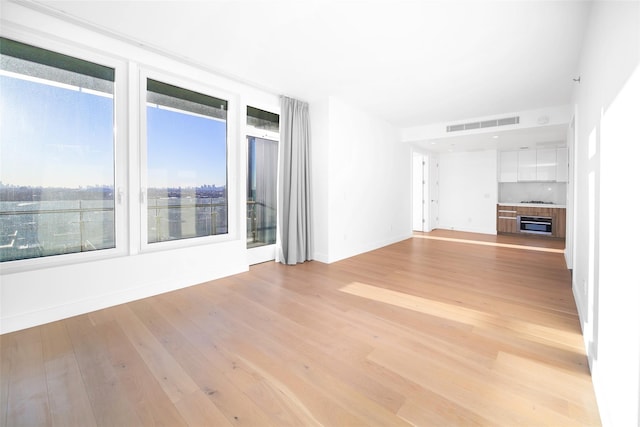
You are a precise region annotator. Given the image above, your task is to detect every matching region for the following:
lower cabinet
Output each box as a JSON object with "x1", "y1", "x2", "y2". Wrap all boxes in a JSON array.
[
  {"x1": 496, "y1": 206, "x2": 518, "y2": 233},
  {"x1": 496, "y1": 205, "x2": 566, "y2": 238},
  {"x1": 553, "y1": 208, "x2": 567, "y2": 238}
]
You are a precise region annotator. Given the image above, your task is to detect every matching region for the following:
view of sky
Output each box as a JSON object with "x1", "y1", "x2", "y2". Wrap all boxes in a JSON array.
[
  {"x1": 0, "y1": 74, "x2": 114, "y2": 188},
  {"x1": 0, "y1": 73, "x2": 227, "y2": 190},
  {"x1": 147, "y1": 105, "x2": 226, "y2": 189}
]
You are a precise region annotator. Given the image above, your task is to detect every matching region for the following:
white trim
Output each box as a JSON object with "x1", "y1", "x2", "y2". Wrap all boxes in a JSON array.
[
  {"x1": 247, "y1": 244, "x2": 277, "y2": 265},
  {"x1": 246, "y1": 125, "x2": 280, "y2": 141}
]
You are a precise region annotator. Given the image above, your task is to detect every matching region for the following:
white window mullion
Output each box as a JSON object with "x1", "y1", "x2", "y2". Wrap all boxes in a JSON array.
[
  {"x1": 127, "y1": 62, "x2": 142, "y2": 255},
  {"x1": 113, "y1": 58, "x2": 129, "y2": 258}
]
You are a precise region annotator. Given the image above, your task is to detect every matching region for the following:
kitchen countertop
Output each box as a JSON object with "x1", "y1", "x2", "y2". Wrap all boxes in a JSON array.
[{"x1": 498, "y1": 203, "x2": 567, "y2": 208}]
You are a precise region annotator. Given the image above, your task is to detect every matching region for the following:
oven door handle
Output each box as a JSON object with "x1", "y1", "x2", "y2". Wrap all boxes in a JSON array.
[{"x1": 520, "y1": 220, "x2": 552, "y2": 225}]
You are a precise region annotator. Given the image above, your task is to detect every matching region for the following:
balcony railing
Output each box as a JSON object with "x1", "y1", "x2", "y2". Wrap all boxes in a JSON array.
[
  {"x1": 147, "y1": 198, "x2": 227, "y2": 243},
  {"x1": 0, "y1": 197, "x2": 275, "y2": 262},
  {"x1": 246, "y1": 200, "x2": 276, "y2": 248},
  {"x1": 0, "y1": 201, "x2": 115, "y2": 262}
]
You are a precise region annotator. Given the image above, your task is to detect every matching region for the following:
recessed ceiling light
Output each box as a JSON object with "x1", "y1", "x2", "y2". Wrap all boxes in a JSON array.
[{"x1": 492, "y1": 135, "x2": 499, "y2": 139}]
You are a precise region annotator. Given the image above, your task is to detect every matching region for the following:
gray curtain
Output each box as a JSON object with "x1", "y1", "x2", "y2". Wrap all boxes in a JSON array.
[{"x1": 278, "y1": 96, "x2": 312, "y2": 265}]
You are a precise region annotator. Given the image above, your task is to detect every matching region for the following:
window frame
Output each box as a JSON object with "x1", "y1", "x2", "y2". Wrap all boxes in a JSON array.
[
  {"x1": 245, "y1": 124, "x2": 280, "y2": 141},
  {"x1": 246, "y1": 105, "x2": 280, "y2": 141},
  {"x1": 138, "y1": 68, "x2": 238, "y2": 253},
  {"x1": 244, "y1": 104, "x2": 281, "y2": 266},
  {"x1": 0, "y1": 31, "x2": 129, "y2": 274}
]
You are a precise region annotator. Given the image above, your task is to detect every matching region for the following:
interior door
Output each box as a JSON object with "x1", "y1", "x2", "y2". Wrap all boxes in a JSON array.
[
  {"x1": 412, "y1": 153, "x2": 424, "y2": 231},
  {"x1": 412, "y1": 153, "x2": 429, "y2": 232},
  {"x1": 429, "y1": 156, "x2": 439, "y2": 231}
]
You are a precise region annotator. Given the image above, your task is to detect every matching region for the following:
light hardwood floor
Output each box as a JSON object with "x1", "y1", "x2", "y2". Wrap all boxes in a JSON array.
[{"x1": 1, "y1": 230, "x2": 601, "y2": 426}]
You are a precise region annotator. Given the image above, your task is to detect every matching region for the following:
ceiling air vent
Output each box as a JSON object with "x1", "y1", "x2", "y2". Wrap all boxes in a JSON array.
[{"x1": 446, "y1": 116, "x2": 520, "y2": 132}]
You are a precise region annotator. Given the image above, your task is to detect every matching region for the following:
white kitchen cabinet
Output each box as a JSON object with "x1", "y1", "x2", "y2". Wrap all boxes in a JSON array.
[
  {"x1": 498, "y1": 150, "x2": 518, "y2": 182},
  {"x1": 556, "y1": 147, "x2": 569, "y2": 182},
  {"x1": 500, "y1": 147, "x2": 567, "y2": 182},
  {"x1": 517, "y1": 150, "x2": 537, "y2": 181},
  {"x1": 536, "y1": 148, "x2": 557, "y2": 181}
]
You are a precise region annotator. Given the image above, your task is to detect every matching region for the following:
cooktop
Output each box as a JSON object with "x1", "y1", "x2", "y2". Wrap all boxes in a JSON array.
[{"x1": 520, "y1": 201, "x2": 554, "y2": 204}]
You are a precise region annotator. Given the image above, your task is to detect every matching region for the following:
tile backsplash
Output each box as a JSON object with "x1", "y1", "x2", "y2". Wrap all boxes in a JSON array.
[{"x1": 499, "y1": 182, "x2": 567, "y2": 205}]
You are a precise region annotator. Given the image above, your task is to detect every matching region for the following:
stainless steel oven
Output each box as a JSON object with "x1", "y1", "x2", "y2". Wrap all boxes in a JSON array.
[{"x1": 517, "y1": 215, "x2": 552, "y2": 235}]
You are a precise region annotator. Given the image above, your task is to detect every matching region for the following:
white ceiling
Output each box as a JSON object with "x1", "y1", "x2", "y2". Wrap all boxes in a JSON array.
[{"x1": 31, "y1": 0, "x2": 590, "y2": 132}]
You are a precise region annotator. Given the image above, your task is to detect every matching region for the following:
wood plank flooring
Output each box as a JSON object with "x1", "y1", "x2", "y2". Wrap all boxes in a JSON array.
[{"x1": 0, "y1": 230, "x2": 601, "y2": 426}]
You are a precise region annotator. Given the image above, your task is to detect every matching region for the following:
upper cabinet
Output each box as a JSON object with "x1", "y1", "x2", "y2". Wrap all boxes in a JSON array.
[
  {"x1": 499, "y1": 147, "x2": 568, "y2": 183},
  {"x1": 498, "y1": 150, "x2": 518, "y2": 182},
  {"x1": 517, "y1": 150, "x2": 538, "y2": 181},
  {"x1": 535, "y1": 148, "x2": 557, "y2": 181},
  {"x1": 556, "y1": 147, "x2": 568, "y2": 182}
]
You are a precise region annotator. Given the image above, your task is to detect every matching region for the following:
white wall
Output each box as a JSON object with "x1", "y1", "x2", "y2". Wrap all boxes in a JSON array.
[
  {"x1": 311, "y1": 97, "x2": 412, "y2": 263},
  {"x1": 309, "y1": 98, "x2": 331, "y2": 262},
  {"x1": 571, "y1": 2, "x2": 640, "y2": 426},
  {"x1": 437, "y1": 150, "x2": 498, "y2": 234},
  {"x1": 0, "y1": 2, "x2": 279, "y2": 333}
]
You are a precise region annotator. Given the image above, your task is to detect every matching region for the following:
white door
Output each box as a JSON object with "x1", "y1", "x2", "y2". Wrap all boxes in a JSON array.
[
  {"x1": 412, "y1": 153, "x2": 430, "y2": 232},
  {"x1": 412, "y1": 153, "x2": 425, "y2": 231},
  {"x1": 429, "y1": 156, "x2": 439, "y2": 231}
]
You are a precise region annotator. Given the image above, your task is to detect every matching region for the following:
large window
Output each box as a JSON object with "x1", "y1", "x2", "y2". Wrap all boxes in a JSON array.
[
  {"x1": 0, "y1": 38, "x2": 116, "y2": 262},
  {"x1": 0, "y1": 37, "x2": 245, "y2": 266},
  {"x1": 145, "y1": 79, "x2": 228, "y2": 244}
]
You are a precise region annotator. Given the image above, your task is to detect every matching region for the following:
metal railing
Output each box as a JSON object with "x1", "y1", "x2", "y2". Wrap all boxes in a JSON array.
[
  {"x1": 147, "y1": 199, "x2": 227, "y2": 243},
  {"x1": 0, "y1": 202, "x2": 115, "y2": 261},
  {"x1": 0, "y1": 198, "x2": 276, "y2": 260},
  {"x1": 246, "y1": 200, "x2": 276, "y2": 247}
]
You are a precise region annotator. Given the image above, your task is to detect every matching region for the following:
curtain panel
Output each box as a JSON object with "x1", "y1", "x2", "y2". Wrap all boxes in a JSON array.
[{"x1": 278, "y1": 96, "x2": 312, "y2": 265}]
